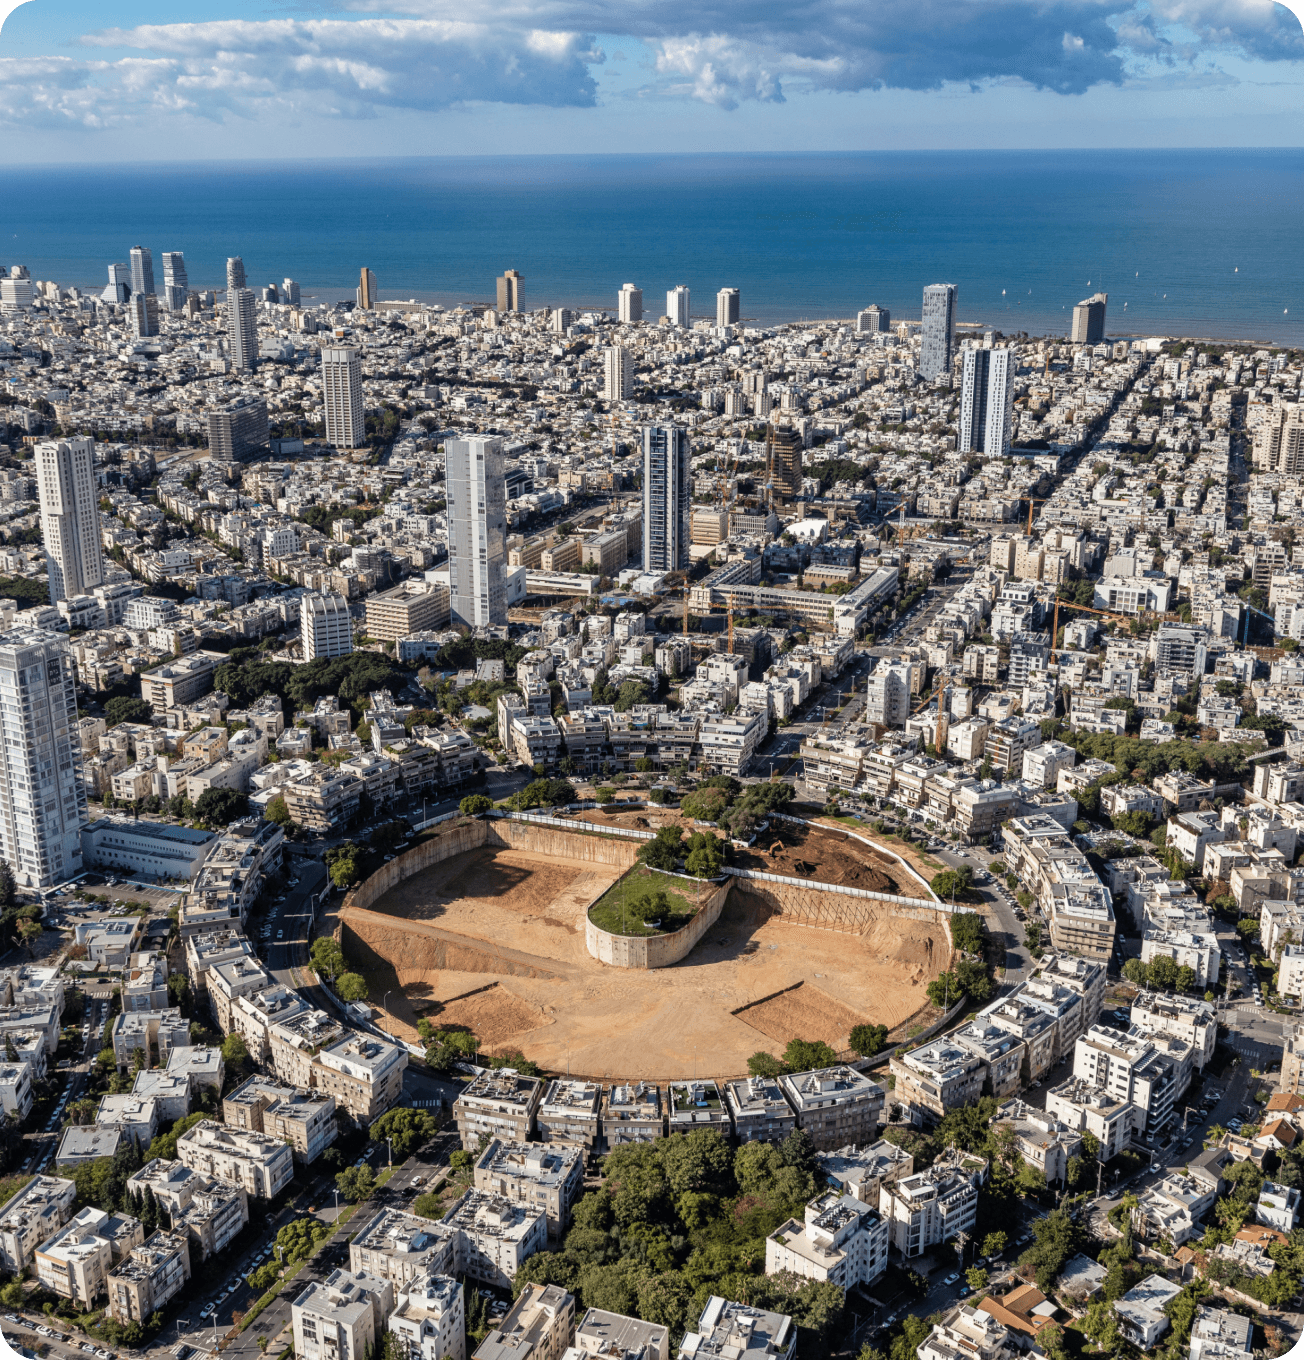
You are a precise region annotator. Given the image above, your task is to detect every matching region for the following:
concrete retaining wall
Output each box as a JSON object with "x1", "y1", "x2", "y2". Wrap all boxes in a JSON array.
[
  {"x1": 487, "y1": 820, "x2": 642, "y2": 869},
  {"x1": 728, "y1": 875, "x2": 952, "y2": 936},
  {"x1": 585, "y1": 877, "x2": 732, "y2": 969},
  {"x1": 341, "y1": 817, "x2": 488, "y2": 917}
]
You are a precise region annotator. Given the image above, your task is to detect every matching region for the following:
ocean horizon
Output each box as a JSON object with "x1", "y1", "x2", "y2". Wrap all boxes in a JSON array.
[{"x1": 5, "y1": 148, "x2": 1302, "y2": 345}]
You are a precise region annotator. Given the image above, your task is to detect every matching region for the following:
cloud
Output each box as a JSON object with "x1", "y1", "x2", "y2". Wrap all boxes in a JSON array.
[
  {"x1": 0, "y1": 16, "x2": 601, "y2": 127},
  {"x1": 0, "y1": 0, "x2": 1299, "y2": 128}
]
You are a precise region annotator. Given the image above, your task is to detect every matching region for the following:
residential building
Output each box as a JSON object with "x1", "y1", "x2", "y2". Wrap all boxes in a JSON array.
[
  {"x1": 716, "y1": 288, "x2": 740, "y2": 327},
  {"x1": 293, "y1": 1267, "x2": 395, "y2": 1360},
  {"x1": 604, "y1": 346, "x2": 633, "y2": 402},
  {"x1": 600, "y1": 1082, "x2": 664, "y2": 1146},
  {"x1": 917, "y1": 1306, "x2": 1014, "y2": 1360},
  {"x1": 765, "y1": 1191, "x2": 889, "y2": 1289},
  {"x1": 175, "y1": 1119, "x2": 294, "y2": 1199},
  {"x1": 473, "y1": 1139, "x2": 584, "y2": 1240},
  {"x1": 667, "y1": 1081, "x2": 730, "y2": 1134},
  {"x1": 111, "y1": 1009, "x2": 188, "y2": 1072},
  {"x1": 447, "y1": 435, "x2": 509, "y2": 628},
  {"x1": 777, "y1": 1067, "x2": 885, "y2": 1151},
  {"x1": 126, "y1": 1158, "x2": 248, "y2": 1261},
  {"x1": 130, "y1": 291, "x2": 159, "y2": 338},
  {"x1": 1071, "y1": 293, "x2": 1108, "y2": 345},
  {"x1": 106, "y1": 1230, "x2": 191, "y2": 1324},
  {"x1": 1256, "y1": 1181, "x2": 1300, "y2": 1233},
  {"x1": 921, "y1": 284, "x2": 957, "y2": 382},
  {"x1": 817, "y1": 1141, "x2": 914, "y2": 1205},
  {"x1": 454, "y1": 1071, "x2": 543, "y2": 1150},
  {"x1": 1189, "y1": 1307, "x2": 1252, "y2": 1360},
  {"x1": 865, "y1": 660, "x2": 915, "y2": 728},
  {"x1": 322, "y1": 347, "x2": 366, "y2": 448},
  {"x1": 1128, "y1": 992, "x2": 1218, "y2": 1071},
  {"x1": 222, "y1": 1075, "x2": 338, "y2": 1163},
  {"x1": 1044, "y1": 1077, "x2": 1135, "y2": 1160},
  {"x1": 723, "y1": 1075, "x2": 798, "y2": 1145},
  {"x1": 207, "y1": 396, "x2": 269, "y2": 463},
  {"x1": 677, "y1": 1297, "x2": 795, "y2": 1360},
  {"x1": 35, "y1": 1207, "x2": 143, "y2": 1306},
  {"x1": 1113, "y1": 1274, "x2": 1181, "y2": 1349},
  {"x1": 1072, "y1": 1025, "x2": 1193, "y2": 1137},
  {"x1": 349, "y1": 1207, "x2": 458, "y2": 1286},
  {"x1": 666, "y1": 286, "x2": 690, "y2": 327},
  {"x1": 227, "y1": 287, "x2": 258, "y2": 372},
  {"x1": 474, "y1": 1282, "x2": 574, "y2": 1360},
  {"x1": 357, "y1": 269, "x2": 377, "y2": 311},
  {"x1": 0, "y1": 1175, "x2": 77, "y2": 1274},
  {"x1": 992, "y1": 1098, "x2": 1083, "y2": 1185},
  {"x1": 497, "y1": 271, "x2": 523, "y2": 313},
  {"x1": 389, "y1": 1274, "x2": 466, "y2": 1360},
  {"x1": 442, "y1": 1191, "x2": 547, "y2": 1289},
  {"x1": 536, "y1": 1079, "x2": 602, "y2": 1150},
  {"x1": 643, "y1": 426, "x2": 691, "y2": 574},
  {"x1": 892, "y1": 1040, "x2": 988, "y2": 1125},
  {"x1": 36, "y1": 437, "x2": 104, "y2": 604},
  {"x1": 161, "y1": 251, "x2": 187, "y2": 310},
  {"x1": 877, "y1": 1149, "x2": 987, "y2": 1259},
  {"x1": 301, "y1": 591, "x2": 353, "y2": 661},
  {"x1": 617, "y1": 284, "x2": 642, "y2": 323},
  {"x1": 958, "y1": 348, "x2": 1015, "y2": 455}
]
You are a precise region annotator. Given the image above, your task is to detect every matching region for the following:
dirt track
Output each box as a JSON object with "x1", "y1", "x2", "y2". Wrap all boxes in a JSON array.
[{"x1": 342, "y1": 835, "x2": 950, "y2": 1080}]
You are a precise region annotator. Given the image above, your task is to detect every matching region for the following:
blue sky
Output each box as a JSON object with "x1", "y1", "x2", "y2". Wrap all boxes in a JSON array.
[{"x1": 0, "y1": 0, "x2": 1301, "y2": 158}]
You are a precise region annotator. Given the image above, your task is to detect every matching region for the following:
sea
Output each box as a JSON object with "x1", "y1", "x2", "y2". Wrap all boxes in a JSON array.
[{"x1": 4, "y1": 149, "x2": 1303, "y2": 345}]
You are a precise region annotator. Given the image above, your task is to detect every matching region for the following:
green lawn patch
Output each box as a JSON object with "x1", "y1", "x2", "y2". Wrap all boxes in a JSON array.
[{"x1": 588, "y1": 867, "x2": 700, "y2": 937}]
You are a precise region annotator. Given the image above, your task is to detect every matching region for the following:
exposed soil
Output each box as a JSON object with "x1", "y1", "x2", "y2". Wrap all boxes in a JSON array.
[
  {"x1": 342, "y1": 831, "x2": 949, "y2": 1079},
  {"x1": 731, "y1": 820, "x2": 927, "y2": 898}
]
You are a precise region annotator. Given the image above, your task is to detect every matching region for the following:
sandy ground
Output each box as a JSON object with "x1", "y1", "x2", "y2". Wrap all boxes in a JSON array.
[{"x1": 345, "y1": 837, "x2": 950, "y2": 1080}]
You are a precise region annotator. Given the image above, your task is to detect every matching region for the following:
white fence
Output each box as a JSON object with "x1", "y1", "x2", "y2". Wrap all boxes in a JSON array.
[
  {"x1": 486, "y1": 809, "x2": 658, "y2": 841},
  {"x1": 411, "y1": 810, "x2": 461, "y2": 833},
  {"x1": 770, "y1": 810, "x2": 941, "y2": 903},
  {"x1": 722, "y1": 865, "x2": 953, "y2": 911}
]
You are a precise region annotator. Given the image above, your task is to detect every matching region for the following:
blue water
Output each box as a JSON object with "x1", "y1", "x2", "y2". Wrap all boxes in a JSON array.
[{"x1": 4, "y1": 150, "x2": 1302, "y2": 344}]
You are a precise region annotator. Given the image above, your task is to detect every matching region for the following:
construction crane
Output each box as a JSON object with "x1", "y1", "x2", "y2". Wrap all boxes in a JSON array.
[
  {"x1": 1047, "y1": 597, "x2": 1178, "y2": 655},
  {"x1": 1024, "y1": 497, "x2": 1050, "y2": 536}
]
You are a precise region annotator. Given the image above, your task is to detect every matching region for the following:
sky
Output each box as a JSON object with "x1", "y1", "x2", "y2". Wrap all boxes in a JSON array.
[{"x1": 0, "y1": 0, "x2": 1301, "y2": 158}]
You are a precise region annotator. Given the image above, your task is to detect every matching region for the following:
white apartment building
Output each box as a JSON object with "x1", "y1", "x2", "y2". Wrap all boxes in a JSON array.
[
  {"x1": 666, "y1": 286, "x2": 690, "y2": 327},
  {"x1": 1128, "y1": 992, "x2": 1218, "y2": 1070},
  {"x1": 473, "y1": 1139, "x2": 584, "y2": 1240},
  {"x1": 865, "y1": 660, "x2": 914, "y2": 728},
  {"x1": 301, "y1": 591, "x2": 353, "y2": 661},
  {"x1": 447, "y1": 435, "x2": 508, "y2": 628},
  {"x1": 1021, "y1": 741, "x2": 1075, "y2": 789},
  {"x1": 454, "y1": 1071, "x2": 543, "y2": 1150},
  {"x1": 1256, "y1": 1181, "x2": 1300, "y2": 1233},
  {"x1": 571, "y1": 1309, "x2": 669, "y2": 1360},
  {"x1": 388, "y1": 1273, "x2": 466, "y2": 1360},
  {"x1": 917, "y1": 1306, "x2": 1013, "y2": 1360},
  {"x1": 1044, "y1": 1077, "x2": 1136, "y2": 1159},
  {"x1": 1072, "y1": 1025, "x2": 1193, "y2": 1137},
  {"x1": 106, "y1": 1230, "x2": 191, "y2": 1324},
  {"x1": 617, "y1": 284, "x2": 642, "y2": 323},
  {"x1": 349, "y1": 1208, "x2": 458, "y2": 1286},
  {"x1": 1189, "y1": 1307, "x2": 1252, "y2": 1360},
  {"x1": 322, "y1": 347, "x2": 366, "y2": 449},
  {"x1": 175, "y1": 1119, "x2": 294, "y2": 1199},
  {"x1": 293, "y1": 1267, "x2": 395, "y2": 1360},
  {"x1": 603, "y1": 346, "x2": 633, "y2": 402},
  {"x1": 877, "y1": 1150, "x2": 987, "y2": 1259},
  {"x1": 0, "y1": 1174, "x2": 77, "y2": 1274},
  {"x1": 35, "y1": 437, "x2": 105, "y2": 602},
  {"x1": 765, "y1": 1191, "x2": 889, "y2": 1289},
  {"x1": 677, "y1": 1297, "x2": 795, "y2": 1360},
  {"x1": 126, "y1": 1158, "x2": 249, "y2": 1261},
  {"x1": 442, "y1": 1191, "x2": 547, "y2": 1289},
  {"x1": 0, "y1": 632, "x2": 88, "y2": 887}
]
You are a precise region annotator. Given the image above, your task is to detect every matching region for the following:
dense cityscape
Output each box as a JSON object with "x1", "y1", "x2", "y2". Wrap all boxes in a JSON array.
[{"x1": 0, "y1": 248, "x2": 1302, "y2": 1360}]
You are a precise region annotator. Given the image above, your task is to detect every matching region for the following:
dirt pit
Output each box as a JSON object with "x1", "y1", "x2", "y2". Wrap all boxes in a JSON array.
[{"x1": 342, "y1": 832, "x2": 950, "y2": 1080}]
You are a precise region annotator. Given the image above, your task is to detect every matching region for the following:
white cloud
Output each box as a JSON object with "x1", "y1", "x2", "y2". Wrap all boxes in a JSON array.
[
  {"x1": 0, "y1": 16, "x2": 601, "y2": 128},
  {"x1": 0, "y1": 0, "x2": 1298, "y2": 129}
]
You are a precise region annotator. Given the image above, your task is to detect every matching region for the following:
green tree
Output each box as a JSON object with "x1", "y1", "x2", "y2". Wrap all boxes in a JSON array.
[
  {"x1": 1122, "y1": 959, "x2": 1149, "y2": 986},
  {"x1": 782, "y1": 1038, "x2": 839, "y2": 1071},
  {"x1": 966, "y1": 1266, "x2": 989, "y2": 1291},
  {"x1": 310, "y1": 937, "x2": 346, "y2": 980},
  {"x1": 335, "y1": 973, "x2": 368, "y2": 1003},
  {"x1": 1148, "y1": 955, "x2": 1180, "y2": 990},
  {"x1": 265, "y1": 795, "x2": 293, "y2": 829},
  {"x1": 747, "y1": 1051, "x2": 786, "y2": 1078},
  {"x1": 412, "y1": 1191, "x2": 443, "y2": 1219},
  {"x1": 194, "y1": 787, "x2": 249, "y2": 827},
  {"x1": 949, "y1": 912, "x2": 984, "y2": 953},
  {"x1": 982, "y1": 1231, "x2": 1008, "y2": 1257},
  {"x1": 336, "y1": 1164, "x2": 377, "y2": 1203},
  {"x1": 369, "y1": 1107, "x2": 440, "y2": 1160},
  {"x1": 460, "y1": 794, "x2": 493, "y2": 816},
  {"x1": 849, "y1": 1023, "x2": 890, "y2": 1058},
  {"x1": 931, "y1": 866, "x2": 975, "y2": 901},
  {"x1": 221, "y1": 1032, "x2": 248, "y2": 1067},
  {"x1": 105, "y1": 696, "x2": 153, "y2": 727},
  {"x1": 637, "y1": 825, "x2": 684, "y2": 871}
]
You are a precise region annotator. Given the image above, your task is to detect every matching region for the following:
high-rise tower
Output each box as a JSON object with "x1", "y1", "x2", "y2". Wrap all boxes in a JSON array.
[
  {"x1": 161, "y1": 253, "x2": 188, "y2": 311},
  {"x1": 35, "y1": 438, "x2": 105, "y2": 604},
  {"x1": 129, "y1": 247, "x2": 154, "y2": 300},
  {"x1": 321, "y1": 347, "x2": 365, "y2": 449},
  {"x1": 603, "y1": 347, "x2": 633, "y2": 403},
  {"x1": 642, "y1": 426, "x2": 691, "y2": 573},
  {"x1": 446, "y1": 436, "x2": 508, "y2": 628},
  {"x1": 227, "y1": 288, "x2": 258, "y2": 372},
  {"x1": 1071, "y1": 293, "x2": 1108, "y2": 344},
  {"x1": 496, "y1": 271, "x2": 522, "y2": 313},
  {"x1": 666, "y1": 286, "x2": 691, "y2": 327},
  {"x1": 921, "y1": 284, "x2": 957, "y2": 382},
  {"x1": 226, "y1": 257, "x2": 247, "y2": 290},
  {"x1": 958, "y1": 347, "x2": 1016, "y2": 456},
  {"x1": 618, "y1": 284, "x2": 643, "y2": 323},
  {"x1": 716, "y1": 288, "x2": 740, "y2": 327}
]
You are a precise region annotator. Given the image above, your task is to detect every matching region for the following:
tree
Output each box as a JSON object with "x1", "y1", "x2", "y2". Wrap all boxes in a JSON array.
[
  {"x1": 166, "y1": 973, "x2": 190, "y2": 1012},
  {"x1": 982, "y1": 1231, "x2": 1008, "y2": 1258},
  {"x1": 782, "y1": 1038, "x2": 839, "y2": 1071},
  {"x1": 335, "y1": 972, "x2": 369, "y2": 1002},
  {"x1": 747, "y1": 1051, "x2": 786, "y2": 1078},
  {"x1": 0, "y1": 859, "x2": 14, "y2": 909},
  {"x1": 965, "y1": 1266, "x2": 989, "y2": 1291},
  {"x1": 1122, "y1": 959, "x2": 1149, "y2": 985},
  {"x1": 221, "y1": 1033, "x2": 248, "y2": 1067},
  {"x1": 195, "y1": 787, "x2": 249, "y2": 827},
  {"x1": 1176, "y1": 964, "x2": 1198, "y2": 992},
  {"x1": 310, "y1": 937, "x2": 345, "y2": 980},
  {"x1": 1081, "y1": 1301, "x2": 1123, "y2": 1355},
  {"x1": 637, "y1": 825, "x2": 683, "y2": 872},
  {"x1": 106, "y1": 696, "x2": 153, "y2": 727},
  {"x1": 849, "y1": 1023, "x2": 890, "y2": 1058},
  {"x1": 1148, "y1": 955, "x2": 1180, "y2": 990},
  {"x1": 931, "y1": 866, "x2": 974, "y2": 901},
  {"x1": 684, "y1": 831, "x2": 726, "y2": 877},
  {"x1": 336, "y1": 1164, "x2": 377, "y2": 1203},
  {"x1": 412, "y1": 1191, "x2": 443, "y2": 1219},
  {"x1": 265, "y1": 795, "x2": 293, "y2": 829},
  {"x1": 18, "y1": 920, "x2": 40, "y2": 957},
  {"x1": 460, "y1": 794, "x2": 493, "y2": 816},
  {"x1": 369, "y1": 1107, "x2": 440, "y2": 1159},
  {"x1": 949, "y1": 912, "x2": 984, "y2": 954}
]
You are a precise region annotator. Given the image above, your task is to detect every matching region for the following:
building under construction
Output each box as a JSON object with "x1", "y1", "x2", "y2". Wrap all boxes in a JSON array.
[{"x1": 767, "y1": 426, "x2": 803, "y2": 505}]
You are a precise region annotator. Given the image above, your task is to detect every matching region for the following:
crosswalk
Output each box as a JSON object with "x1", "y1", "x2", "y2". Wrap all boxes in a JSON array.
[{"x1": 172, "y1": 1348, "x2": 211, "y2": 1360}]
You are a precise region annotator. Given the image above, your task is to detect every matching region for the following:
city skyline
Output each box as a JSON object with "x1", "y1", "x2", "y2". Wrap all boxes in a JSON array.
[{"x1": 0, "y1": 0, "x2": 1302, "y2": 161}]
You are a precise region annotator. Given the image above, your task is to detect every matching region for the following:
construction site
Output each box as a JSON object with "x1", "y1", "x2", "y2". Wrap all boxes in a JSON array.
[{"x1": 330, "y1": 813, "x2": 953, "y2": 1080}]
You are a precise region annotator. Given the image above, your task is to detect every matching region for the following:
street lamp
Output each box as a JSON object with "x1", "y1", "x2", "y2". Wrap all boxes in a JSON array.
[{"x1": 386, "y1": 1136, "x2": 393, "y2": 1170}]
